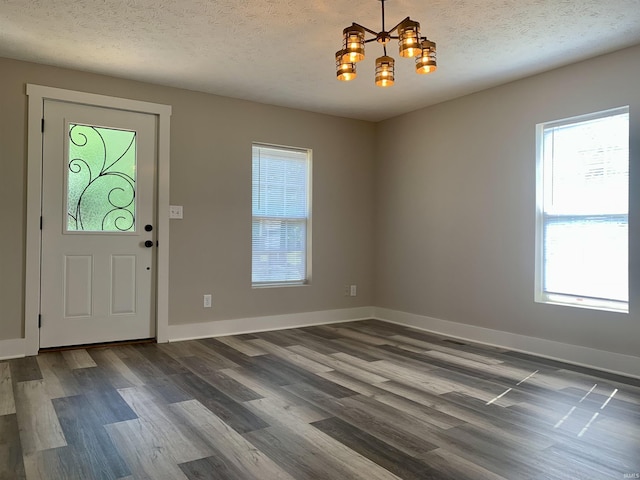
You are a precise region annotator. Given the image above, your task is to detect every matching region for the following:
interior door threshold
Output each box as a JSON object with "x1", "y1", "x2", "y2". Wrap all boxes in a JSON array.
[{"x1": 39, "y1": 337, "x2": 156, "y2": 353}]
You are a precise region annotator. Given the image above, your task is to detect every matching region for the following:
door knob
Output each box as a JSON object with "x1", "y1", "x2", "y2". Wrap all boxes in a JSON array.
[{"x1": 144, "y1": 240, "x2": 154, "y2": 248}]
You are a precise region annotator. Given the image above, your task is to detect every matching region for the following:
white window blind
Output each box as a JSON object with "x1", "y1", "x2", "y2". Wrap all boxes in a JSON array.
[
  {"x1": 252, "y1": 144, "x2": 310, "y2": 285},
  {"x1": 537, "y1": 107, "x2": 629, "y2": 311}
]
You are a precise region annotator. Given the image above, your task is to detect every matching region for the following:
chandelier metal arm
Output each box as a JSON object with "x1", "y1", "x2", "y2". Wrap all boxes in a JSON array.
[
  {"x1": 352, "y1": 22, "x2": 378, "y2": 37},
  {"x1": 350, "y1": 17, "x2": 416, "y2": 45},
  {"x1": 387, "y1": 17, "x2": 411, "y2": 35}
]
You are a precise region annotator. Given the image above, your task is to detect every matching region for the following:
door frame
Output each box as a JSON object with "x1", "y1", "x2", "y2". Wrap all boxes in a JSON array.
[{"x1": 25, "y1": 84, "x2": 172, "y2": 355}]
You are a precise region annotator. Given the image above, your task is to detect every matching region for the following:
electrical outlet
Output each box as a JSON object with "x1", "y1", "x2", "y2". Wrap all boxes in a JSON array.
[
  {"x1": 350, "y1": 285, "x2": 357, "y2": 297},
  {"x1": 203, "y1": 294, "x2": 212, "y2": 308},
  {"x1": 344, "y1": 285, "x2": 350, "y2": 296}
]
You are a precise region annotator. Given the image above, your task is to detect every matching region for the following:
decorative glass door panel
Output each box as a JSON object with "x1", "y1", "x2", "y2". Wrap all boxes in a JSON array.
[{"x1": 67, "y1": 123, "x2": 137, "y2": 232}]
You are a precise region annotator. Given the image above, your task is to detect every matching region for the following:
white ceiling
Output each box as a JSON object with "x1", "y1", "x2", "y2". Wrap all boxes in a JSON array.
[{"x1": 1, "y1": 0, "x2": 640, "y2": 121}]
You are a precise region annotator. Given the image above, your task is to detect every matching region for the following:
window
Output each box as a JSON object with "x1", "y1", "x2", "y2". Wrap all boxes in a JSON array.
[
  {"x1": 252, "y1": 143, "x2": 311, "y2": 286},
  {"x1": 535, "y1": 107, "x2": 629, "y2": 313}
]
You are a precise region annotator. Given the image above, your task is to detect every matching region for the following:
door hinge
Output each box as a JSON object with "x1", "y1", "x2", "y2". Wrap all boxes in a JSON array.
[
  {"x1": 41, "y1": 118, "x2": 44, "y2": 132},
  {"x1": 38, "y1": 314, "x2": 42, "y2": 328},
  {"x1": 40, "y1": 216, "x2": 43, "y2": 230}
]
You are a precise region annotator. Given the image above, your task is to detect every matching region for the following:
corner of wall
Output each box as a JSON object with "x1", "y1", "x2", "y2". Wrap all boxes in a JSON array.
[{"x1": 374, "y1": 307, "x2": 640, "y2": 380}]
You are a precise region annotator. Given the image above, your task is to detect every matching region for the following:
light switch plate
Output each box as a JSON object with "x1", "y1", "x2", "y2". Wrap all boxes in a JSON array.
[{"x1": 169, "y1": 205, "x2": 183, "y2": 219}]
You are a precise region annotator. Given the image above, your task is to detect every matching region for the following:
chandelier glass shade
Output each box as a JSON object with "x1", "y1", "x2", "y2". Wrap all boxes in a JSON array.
[
  {"x1": 397, "y1": 19, "x2": 421, "y2": 58},
  {"x1": 416, "y1": 39, "x2": 437, "y2": 74},
  {"x1": 343, "y1": 25, "x2": 366, "y2": 63},
  {"x1": 336, "y1": 50, "x2": 357, "y2": 81},
  {"x1": 375, "y1": 56, "x2": 395, "y2": 87},
  {"x1": 335, "y1": 0, "x2": 437, "y2": 87}
]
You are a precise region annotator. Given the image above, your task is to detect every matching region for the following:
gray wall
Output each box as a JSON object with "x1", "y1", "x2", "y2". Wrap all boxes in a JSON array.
[
  {"x1": 0, "y1": 57, "x2": 376, "y2": 340},
  {"x1": 3, "y1": 44, "x2": 639, "y2": 360},
  {"x1": 374, "y1": 44, "x2": 640, "y2": 357}
]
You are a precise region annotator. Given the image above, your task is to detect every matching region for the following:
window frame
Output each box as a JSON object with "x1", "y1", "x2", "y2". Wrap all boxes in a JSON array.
[
  {"x1": 251, "y1": 142, "x2": 312, "y2": 288},
  {"x1": 534, "y1": 106, "x2": 629, "y2": 314}
]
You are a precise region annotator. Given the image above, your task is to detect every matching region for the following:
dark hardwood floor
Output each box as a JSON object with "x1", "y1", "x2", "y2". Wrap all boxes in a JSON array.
[{"x1": 1, "y1": 320, "x2": 639, "y2": 479}]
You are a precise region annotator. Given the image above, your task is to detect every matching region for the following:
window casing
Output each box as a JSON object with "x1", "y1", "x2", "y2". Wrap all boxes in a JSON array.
[
  {"x1": 252, "y1": 143, "x2": 311, "y2": 286},
  {"x1": 535, "y1": 107, "x2": 629, "y2": 313}
]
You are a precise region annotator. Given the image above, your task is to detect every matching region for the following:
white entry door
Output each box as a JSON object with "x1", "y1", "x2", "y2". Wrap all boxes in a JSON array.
[{"x1": 40, "y1": 100, "x2": 157, "y2": 348}]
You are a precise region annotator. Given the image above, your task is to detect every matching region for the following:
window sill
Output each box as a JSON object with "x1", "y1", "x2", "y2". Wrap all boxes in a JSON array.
[
  {"x1": 252, "y1": 281, "x2": 310, "y2": 289},
  {"x1": 536, "y1": 293, "x2": 628, "y2": 314}
]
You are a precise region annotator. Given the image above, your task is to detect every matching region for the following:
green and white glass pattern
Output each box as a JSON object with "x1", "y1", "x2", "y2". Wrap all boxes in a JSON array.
[{"x1": 67, "y1": 124, "x2": 137, "y2": 232}]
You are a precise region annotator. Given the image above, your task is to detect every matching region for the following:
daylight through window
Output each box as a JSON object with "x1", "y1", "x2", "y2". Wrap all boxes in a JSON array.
[
  {"x1": 535, "y1": 107, "x2": 629, "y2": 312},
  {"x1": 252, "y1": 143, "x2": 311, "y2": 285}
]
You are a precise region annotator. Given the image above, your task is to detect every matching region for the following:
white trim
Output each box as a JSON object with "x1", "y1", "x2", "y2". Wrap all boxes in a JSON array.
[
  {"x1": 0, "y1": 339, "x2": 26, "y2": 360},
  {"x1": 8, "y1": 298, "x2": 639, "y2": 381},
  {"x1": 168, "y1": 307, "x2": 374, "y2": 342},
  {"x1": 156, "y1": 97, "x2": 171, "y2": 343},
  {"x1": 539, "y1": 293, "x2": 628, "y2": 314},
  {"x1": 25, "y1": 84, "x2": 171, "y2": 355},
  {"x1": 25, "y1": 86, "x2": 44, "y2": 355},
  {"x1": 26, "y1": 85, "x2": 171, "y2": 116},
  {"x1": 374, "y1": 307, "x2": 640, "y2": 380},
  {"x1": 534, "y1": 120, "x2": 544, "y2": 305}
]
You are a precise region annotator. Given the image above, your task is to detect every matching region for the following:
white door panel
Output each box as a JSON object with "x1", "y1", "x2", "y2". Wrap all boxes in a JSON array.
[
  {"x1": 64, "y1": 255, "x2": 93, "y2": 317},
  {"x1": 111, "y1": 255, "x2": 137, "y2": 315},
  {"x1": 40, "y1": 100, "x2": 157, "y2": 348}
]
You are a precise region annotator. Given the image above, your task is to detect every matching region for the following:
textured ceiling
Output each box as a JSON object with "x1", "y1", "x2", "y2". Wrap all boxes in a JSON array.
[{"x1": 1, "y1": 0, "x2": 640, "y2": 121}]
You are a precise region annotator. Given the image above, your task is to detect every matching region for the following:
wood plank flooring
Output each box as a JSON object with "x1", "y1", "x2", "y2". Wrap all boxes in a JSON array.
[{"x1": 1, "y1": 320, "x2": 639, "y2": 479}]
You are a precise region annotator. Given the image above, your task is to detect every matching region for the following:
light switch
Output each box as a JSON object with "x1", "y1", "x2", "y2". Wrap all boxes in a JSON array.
[{"x1": 169, "y1": 205, "x2": 183, "y2": 219}]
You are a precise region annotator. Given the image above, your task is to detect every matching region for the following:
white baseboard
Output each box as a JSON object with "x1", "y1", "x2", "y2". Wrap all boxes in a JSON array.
[
  {"x1": 168, "y1": 307, "x2": 375, "y2": 342},
  {"x1": 0, "y1": 338, "x2": 26, "y2": 360},
  {"x1": 6, "y1": 305, "x2": 637, "y2": 381},
  {"x1": 374, "y1": 307, "x2": 640, "y2": 380}
]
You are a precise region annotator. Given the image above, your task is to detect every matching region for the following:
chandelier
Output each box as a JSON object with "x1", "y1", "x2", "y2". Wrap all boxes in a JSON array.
[{"x1": 335, "y1": 0, "x2": 437, "y2": 87}]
